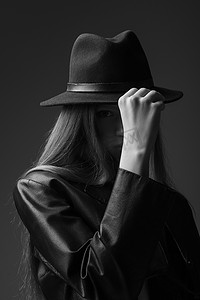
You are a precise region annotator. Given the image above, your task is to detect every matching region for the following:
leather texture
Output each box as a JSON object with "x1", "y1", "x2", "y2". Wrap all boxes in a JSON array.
[{"x1": 13, "y1": 168, "x2": 200, "y2": 300}]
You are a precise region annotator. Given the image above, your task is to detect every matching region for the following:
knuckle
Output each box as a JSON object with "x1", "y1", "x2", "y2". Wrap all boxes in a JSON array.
[
  {"x1": 146, "y1": 90, "x2": 165, "y2": 102},
  {"x1": 118, "y1": 96, "x2": 125, "y2": 106},
  {"x1": 140, "y1": 87, "x2": 150, "y2": 92},
  {"x1": 130, "y1": 95, "x2": 139, "y2": 102},
  {"x1": 152, "y1": 100, "x2": 160, "y2": 106},
  {"x1": 127, "y1": 87, "x2": 138, "y2": 95},
  {"x1": 152, "y1": 101, "x2": 165, "y2": 109},
  {"x1": 139, "y1": 87, "x2": 147, "y2": 92},
  {"x1": 129, "y1": 87, "x2": 138, "y2": 92},
  {"x1": 151, "y1": 89, "x2": 165, "y2": 98},
  {"x1": 123, "y1": 87, "x2": 138, "y2": 97},
  {"x1": 149, "y1": 89, "x2": 157, "y2": 95},
  {"x1": 140, "y1": 95, "x2": 150, "y2": 102}
]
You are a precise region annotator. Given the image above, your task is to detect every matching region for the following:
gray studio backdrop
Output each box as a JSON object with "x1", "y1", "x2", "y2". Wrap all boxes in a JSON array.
[{"x1": 1, "y1": 1, "x2": 200, "y2": 299}]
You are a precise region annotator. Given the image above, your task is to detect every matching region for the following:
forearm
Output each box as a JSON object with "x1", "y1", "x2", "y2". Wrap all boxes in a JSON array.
[{"x1": 119, "y1": 147, "x2": 150, "y2": 177}]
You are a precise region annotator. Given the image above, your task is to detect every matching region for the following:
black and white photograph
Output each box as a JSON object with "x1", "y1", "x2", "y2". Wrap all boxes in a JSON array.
[{"x1": 2, "y1": 1, "x2": 200, "y2": 299}]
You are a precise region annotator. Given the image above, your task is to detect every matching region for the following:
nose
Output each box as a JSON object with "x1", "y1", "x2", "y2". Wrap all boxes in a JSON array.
[{"x1": 116, "y1": 120, "x2": 124, "y2": 136}]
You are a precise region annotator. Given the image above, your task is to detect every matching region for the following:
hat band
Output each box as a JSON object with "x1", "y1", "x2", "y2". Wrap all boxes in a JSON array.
[{"x1": 67, "y1": 79, "x2": 154, "y2": 92}]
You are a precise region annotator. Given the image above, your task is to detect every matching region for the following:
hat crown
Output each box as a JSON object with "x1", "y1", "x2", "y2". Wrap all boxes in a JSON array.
[
  {"x1": 69, "y1": 30, "x2": 153, "y2": 84},
  {"x1": 40, "y1": 30, "x2": 183, "y2": 106}
]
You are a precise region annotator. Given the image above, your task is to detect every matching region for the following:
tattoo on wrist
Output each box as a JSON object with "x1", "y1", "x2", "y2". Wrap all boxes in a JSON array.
[{"x1": 123, "y1": 128, "x2": 143, "y2": 150}]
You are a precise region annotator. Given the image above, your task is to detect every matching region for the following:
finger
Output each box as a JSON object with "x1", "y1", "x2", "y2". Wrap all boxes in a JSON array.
[
  {"x1": 133, "y1": 87, "x2": 151, "y2": 98},
  {"x1": 143, "y1": 90, "x2": 165, "y2": 103},
  {"x1": 121, "y1": 87, "x2": 151, "y2": 103},
  {"x1": 151, "y1": 100, "x2": 165, "y2": 111},
  {"x1": 122, "y1": 87, "x2": 138, "y2": 97}
]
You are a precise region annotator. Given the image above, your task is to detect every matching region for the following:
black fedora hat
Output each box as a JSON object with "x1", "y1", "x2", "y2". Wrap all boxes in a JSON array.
[{"x1": 40, "y1": 30, "x2": 183, "y2": 106}]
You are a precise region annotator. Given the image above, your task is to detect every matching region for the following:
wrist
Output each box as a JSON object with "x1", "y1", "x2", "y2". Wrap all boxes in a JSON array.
[{"x1": 119, "y1": 148, "x2": 150, "y2": 177}]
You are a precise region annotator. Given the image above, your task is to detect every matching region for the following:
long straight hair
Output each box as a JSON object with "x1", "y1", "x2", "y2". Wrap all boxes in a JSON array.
[{"x1": 17, "y1": 103, "x2": 177, "y2": 299}]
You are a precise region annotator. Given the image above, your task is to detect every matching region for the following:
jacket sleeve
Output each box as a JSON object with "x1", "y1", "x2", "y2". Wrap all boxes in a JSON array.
[
  {"x1": 13, "y1": 168, "x2": 176, "y2": 300},
  {"x1": 163, "y1": 192, "x2": 200, "y2": 296}
]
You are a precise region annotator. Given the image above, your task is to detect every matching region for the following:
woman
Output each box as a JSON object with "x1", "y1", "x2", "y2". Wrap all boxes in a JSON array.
[{"x1": 13, "y1": 30, "x2": 200, "y2": 300}]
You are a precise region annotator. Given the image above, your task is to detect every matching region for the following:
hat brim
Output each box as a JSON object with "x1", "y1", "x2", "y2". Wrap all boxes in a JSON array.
[{"x1": 40, "y1": 86, "x2": 183, "y2": 107}]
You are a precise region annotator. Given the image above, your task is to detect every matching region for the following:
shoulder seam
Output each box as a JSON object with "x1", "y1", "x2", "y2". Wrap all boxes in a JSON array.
[
  {"x1": 19, "y1": 178, "x2": 50, "y2": 189},
  {"x1": 28, "y1": 179, "x2": 50, "y2": 189}
]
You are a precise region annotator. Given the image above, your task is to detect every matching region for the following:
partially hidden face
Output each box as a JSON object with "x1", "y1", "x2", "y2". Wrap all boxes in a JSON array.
[{"x1": 95, "y1": 104, "x2": 123, "y2": 162}]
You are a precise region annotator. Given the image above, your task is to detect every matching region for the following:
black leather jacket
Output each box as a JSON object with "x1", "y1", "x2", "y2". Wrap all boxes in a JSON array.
[{"x1": 13, "y1": 167, "x2": 200, "y2": 300}]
